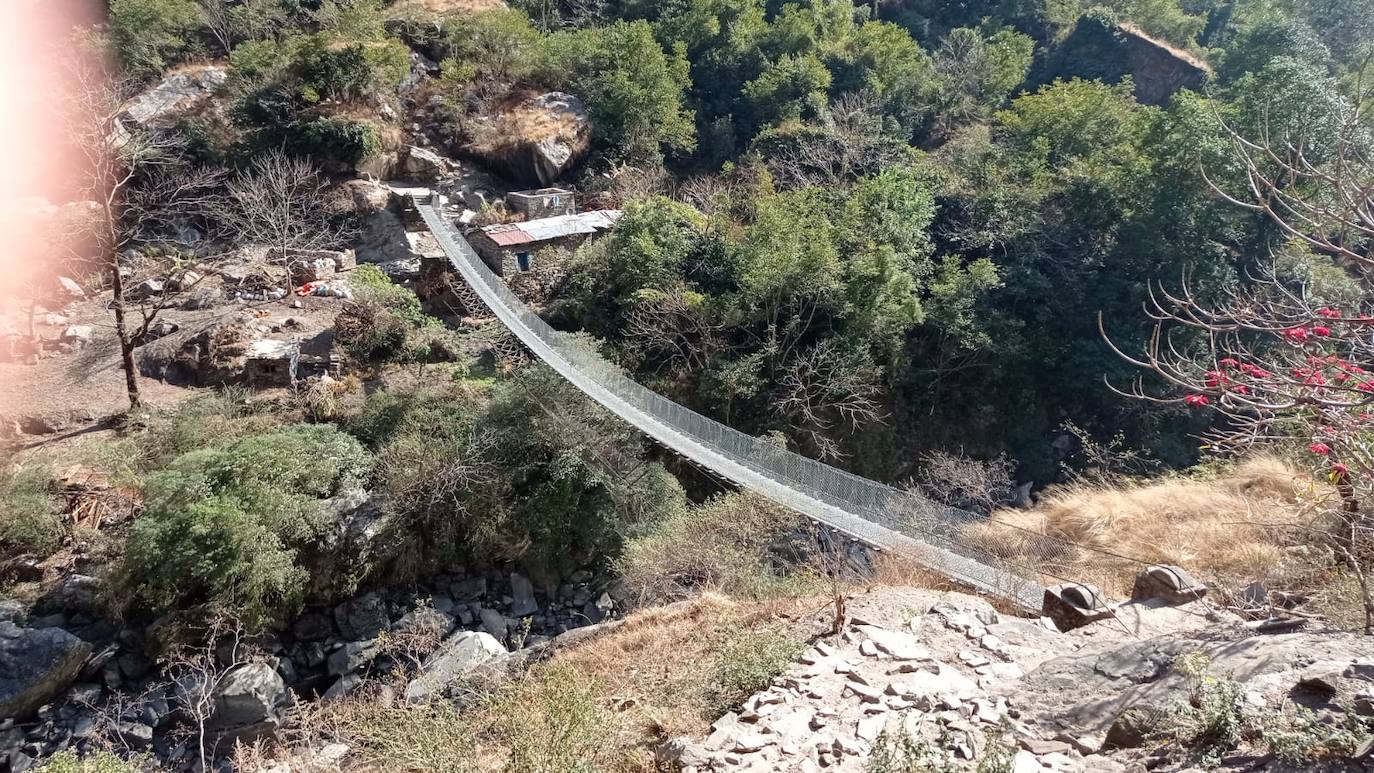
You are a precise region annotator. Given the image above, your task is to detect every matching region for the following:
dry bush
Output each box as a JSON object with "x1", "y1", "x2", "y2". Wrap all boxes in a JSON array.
[
  {"x1": 616, "y1": 493, "x2": 812, "y2": 605},
  {"x1": 547, "y1": 593, "x2": 806, "y2": 767},
  {"x1": 972, "y1": 456, "x2": 1308, "y2": 596},
  {"x1": 290, "y1": 594, "x2": 807, "y2": 771}
]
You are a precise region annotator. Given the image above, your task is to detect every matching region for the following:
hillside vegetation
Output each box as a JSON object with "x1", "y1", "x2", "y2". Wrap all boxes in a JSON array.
[{"x1": 3, "y1": 0, "x2": 1373, "y2": 770}]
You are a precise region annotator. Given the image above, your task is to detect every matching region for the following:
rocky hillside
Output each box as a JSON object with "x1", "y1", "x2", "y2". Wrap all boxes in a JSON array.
[{"x1": 667, "y1": 588, "x2": 1374, "y2": 772}]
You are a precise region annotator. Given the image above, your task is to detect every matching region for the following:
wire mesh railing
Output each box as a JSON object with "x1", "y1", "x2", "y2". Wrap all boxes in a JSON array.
[{"x1": 415, "y1": 195, "x2": 1090, "y2": 609}]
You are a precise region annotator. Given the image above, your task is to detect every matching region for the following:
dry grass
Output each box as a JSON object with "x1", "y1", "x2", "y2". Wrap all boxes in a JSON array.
[
  {"x1": 972, "y1": 457, "x2": 1311, "y2": 597},
  {"x1": 468, "y1": 95, "x2": 589, "y2": 156},
  {"x1": 290, "y1": 593, "x2": 812, "y2": 772},
  {"x1": 551, "y1": 593, "x2": 807, "y2": 767}
]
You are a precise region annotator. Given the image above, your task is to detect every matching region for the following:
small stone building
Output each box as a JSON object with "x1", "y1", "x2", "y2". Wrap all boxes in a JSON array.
[
  {"x1": 507, "y1": 188, "x2": 576, "y2": 220},
  {"x1": 469, "y1": 210, "x2": 622, "y2": 277},
  {"x1": 244, "y1": 338, "x2": 299, "y2": 388}
]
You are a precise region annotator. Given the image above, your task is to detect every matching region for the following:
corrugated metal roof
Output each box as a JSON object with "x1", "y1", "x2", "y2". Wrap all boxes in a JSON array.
[
  {"x1": 480, "y1": 210, "x2": 622, "y2": 246},
  {"x1": 484, "y1": 225, "x2": 535, "y2": 247}
]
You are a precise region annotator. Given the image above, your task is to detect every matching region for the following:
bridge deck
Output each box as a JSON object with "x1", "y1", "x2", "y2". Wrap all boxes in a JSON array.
[{"x1": 414, "y1": 196, "x2": 1045, "y2": 610}]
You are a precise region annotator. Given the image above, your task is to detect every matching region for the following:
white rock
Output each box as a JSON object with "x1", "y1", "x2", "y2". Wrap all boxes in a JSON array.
[
  {"x1": 1012, "y1": 749, "x2": 1044, "y2": 773},
  {"x1": 856, "y1": 713, "x2": 886, "y2": 741}
]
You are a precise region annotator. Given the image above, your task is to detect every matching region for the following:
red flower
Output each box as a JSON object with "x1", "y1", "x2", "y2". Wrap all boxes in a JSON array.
[
  {"x1": 1317, "y1": 307, "x2": 1342, "y2": 319},
  {"x1": 1313, "y1": 326, "x2": 1332, "y2": 337},
  {"x1": 1309, "y1": 442, "x2": 1332, "y2": 455},
  {"x1": 1205, "y1": 370, "x2": 1225, "y2": 387},
  {"x1": 1231, "y1": 384, "x2": 1249, "y2": 395},
  {"x1": 1285, "y1": 327, "x2": 1311, "y2": 342},
  {"x1": 1332, "y1": 462, "x2": 1349, "y2": 478},
  {"x1": 1218, "y1": 358, "x2": 1240, "y2": 368},
  {"x1": 1184, "y1": 394, "x2": 1210, "y2": 407},
  {"x1": 1359, "y1": 381, "x2": 1374, "y2": 393}
]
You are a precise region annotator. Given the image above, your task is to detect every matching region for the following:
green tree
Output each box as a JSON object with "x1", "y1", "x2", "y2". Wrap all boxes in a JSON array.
[
  {"x1": 123, "y1": 425, "x2": 373, "y2": 627},
  {"x1": 442, "y1": 8, "x2": 543, "y2": 97},
  {"x1": 539, "y1": 20, "x2": 696, "y2": 158},
  {"x1": 108, "y1": 0, "x2": 205, "y2": 76},
  {"x1": 743, "y1": 53, "x2": 833, "y2": 127}
]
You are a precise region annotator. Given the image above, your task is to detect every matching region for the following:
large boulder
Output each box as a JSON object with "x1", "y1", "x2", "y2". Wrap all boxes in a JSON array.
[
  {"x1": 210, "y1": 662, "x2": 287, "y2": 736},
  {"x1": 0, "y1": 621, "x2": 93, "y2": 719},
  {"x1": 120, "y1": 65, "x2": 228, "y2": 129},
  {"x1": 400, "y1": 146, "x2": 449, "y2": 183},
  {"x1": 307, "y1": 489, "x2": 393, "y2": 601},
  {"x1": 468, "y1": 92, "x2": 590, "y2": 187},
  {"x1": 403, "y1": 631, "x2": 508, "y2": 703}
]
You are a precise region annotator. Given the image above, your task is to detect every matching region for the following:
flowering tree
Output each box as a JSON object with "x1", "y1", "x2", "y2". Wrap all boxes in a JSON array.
[{"x1": 1103, "y1": 67, "x2": 1374, "y2": 629}]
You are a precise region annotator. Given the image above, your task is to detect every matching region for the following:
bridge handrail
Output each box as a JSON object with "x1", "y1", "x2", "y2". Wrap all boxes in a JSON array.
[{"x1": 414, "y1": 195, "x2": 1052, "y2": 609}]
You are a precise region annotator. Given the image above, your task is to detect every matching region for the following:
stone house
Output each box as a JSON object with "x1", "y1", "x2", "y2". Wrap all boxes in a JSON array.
[
  {"x1": 244, "y1": 339, "x2": 299, "y2": 388},
  {"x1": 506, "y1": 188, "x2": 576, "y2": 220},
  {"x1": 468, "y1": 210, "x2": 622, "y2": 277}
]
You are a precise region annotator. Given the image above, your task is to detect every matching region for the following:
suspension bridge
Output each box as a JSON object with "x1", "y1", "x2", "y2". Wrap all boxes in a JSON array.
[{"x1": 412, "y1": 193, "x2": 1060, "y2": 610}]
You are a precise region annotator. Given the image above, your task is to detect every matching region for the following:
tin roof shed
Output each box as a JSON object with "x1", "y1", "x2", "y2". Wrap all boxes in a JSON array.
[{"x1": 480, "y1": 210, "x2": 622, "y2": 247}]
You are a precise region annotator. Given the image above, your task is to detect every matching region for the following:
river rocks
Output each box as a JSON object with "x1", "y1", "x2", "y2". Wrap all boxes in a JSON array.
[
  {"x1": 211, "y1": 662, "x2": 287, "y2": 734},
  {"x1": 509, "y1": 573, "x2": 538, "y2": 618},
  {"x1": 403, "y1": 631, "x2": 508, "y2": 703},
  {"x1": 327, "y1": 640, "x2": 379, "y2": 677},
  {"x1": 0, "y1": 622, "x2": 92, "y2": 719},
  {"x1": 334, "y1": 593, "x2": 390, "y2": 642}
]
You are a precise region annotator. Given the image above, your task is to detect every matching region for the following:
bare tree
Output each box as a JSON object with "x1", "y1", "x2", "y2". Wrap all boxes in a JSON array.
[
  {"x1": 1201, "y1": 64, "x2": 1374, "y2": 264},
  {"x1": 163, "y1": 619, "x2": 260, "y2": 773},
  {"x1": 916, "y1": 450, "x2": 1016, "y2": 514},
  {"x1": 1105, "y1": 64, "x2": 1374, "y2": 629},
  {"x1": 622, "y1": 290, "x2": 723, "y2": 377},
  {"x1": 773, "y1": 341, "x2": 886, "y2": 461},
  {"x1": 65, "y1": 57, "x2": 225, "y2": 410},
  {"x1": 198, "y1": 0, "x2": 235, "y2": 56},
  {"x1": 226, "y1": 151, "x2": 352, "y2": 299},
  {"x1": 761, "y1": 91, "x2": 904, "y2": 189}
]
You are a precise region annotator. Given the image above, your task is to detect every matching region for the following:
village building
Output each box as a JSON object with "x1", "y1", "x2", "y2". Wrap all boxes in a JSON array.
[
  {"x1": 244, "y1": 338, "x2": 299, "y2": 388},
  {"x1": 469, "y1": 209, "x2": 622, "y2": 277},
  {"x1": 506, "y1": 188, "x2": 576, "y2": 220}
]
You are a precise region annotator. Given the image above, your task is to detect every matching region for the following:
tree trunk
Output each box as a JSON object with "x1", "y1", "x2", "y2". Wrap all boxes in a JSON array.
[{"x1": 109, "y1": 252, "x2": 142, "y2": 410}]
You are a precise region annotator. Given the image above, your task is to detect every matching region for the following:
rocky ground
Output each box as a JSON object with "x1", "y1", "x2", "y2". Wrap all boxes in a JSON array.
[
  {"x1": 667, "y1": 588, "x2": 1374, "y2": 772},
  {"x1": 0, "y1": 558, "x2": 618, "y2": 772}
]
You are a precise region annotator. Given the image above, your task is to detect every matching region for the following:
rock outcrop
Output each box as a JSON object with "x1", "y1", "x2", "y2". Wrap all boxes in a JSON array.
[
  {"x1": 677, "y1": 588, "x2": 1374, "y2": 771},
  {"x1": 0, "y1": 621, "x2": 92, "y2": 719},
  {"x1": 120, "y1": 65, "x2": 228, "y2": 129},
  {"x1": 403, "y1": 631, "x2": 509, "y2": 703},
  {"x1": 1030, "y1": 17, "x2": 1210, "y2": 106},
  {"x1": 468, "y1": 92, "x2": 591, "y2": 186}
]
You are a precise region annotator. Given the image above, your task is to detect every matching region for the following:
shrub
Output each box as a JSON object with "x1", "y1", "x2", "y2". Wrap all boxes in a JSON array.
[
  {"x1": 286, "y1": 117, "x2": 382, "y2": 167},
  {"x1": 617, "y1": 492, "x2": 807, "y2": 604},
  {"x1": 132, "y1": 387, "x2": 276, "y2": 469},
  {"x1": 351, "y1": 264, "x2": 426, "y2": 325},
  {"x1": 0, "y1": 468, "x2": 63, "y2": 558},
  {"x1": 336, "y1": 266, "x2": 462, "y2": 364},
  {"x1": 123, "y1": 424, "x2": 373, "y2": 627},
  {"x1": 294, "y1": 37, "x2": 396, "y2": 102},
  {"x1": 37, "y1": 751, "x2": 145, "y2": 773},
  {"x1": 336, "y1": 300, "x2": 411, "y2": 362},
  {"x1": 495, "y1": 663, "x2": 613, "y2": 773},
  {"x1": 108, "y1": 0, "x2": 205, "y2": 76},
  {"x1": 703, "y1": 628, "x2": 804, "y2": 716}
]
